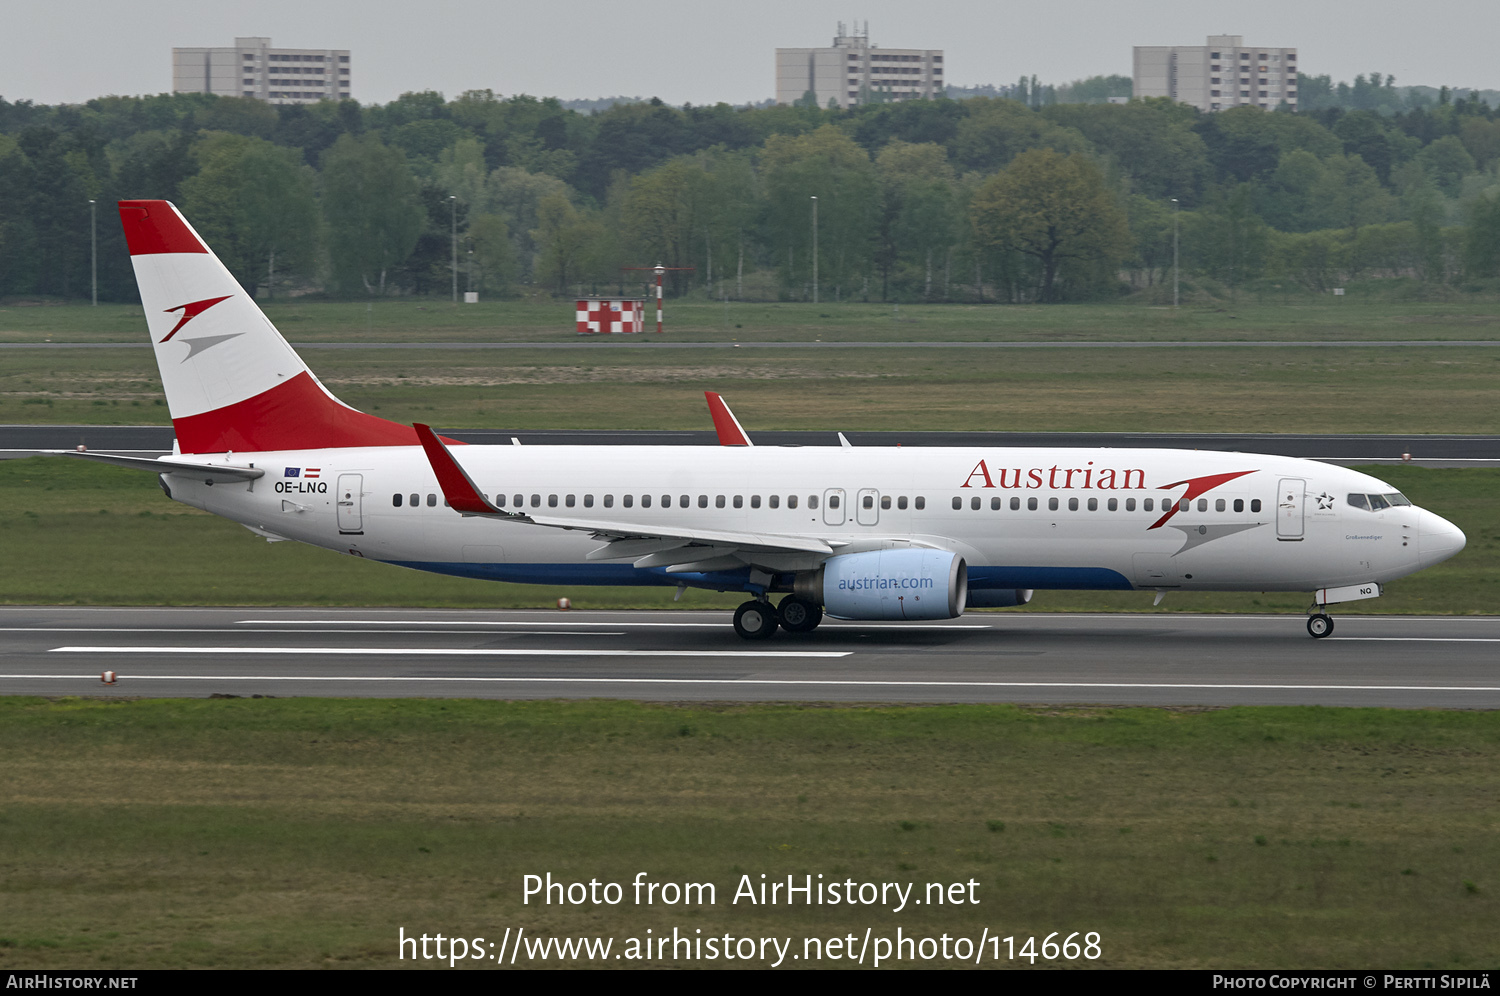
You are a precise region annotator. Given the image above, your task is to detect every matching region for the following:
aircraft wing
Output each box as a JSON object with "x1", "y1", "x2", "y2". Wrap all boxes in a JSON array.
[
  {"x1": 413, "y1": 423, "x2": 836, "y2": 570},
  {"x1": 43, "y1": 450, "x2": 265, "y2": 484}
]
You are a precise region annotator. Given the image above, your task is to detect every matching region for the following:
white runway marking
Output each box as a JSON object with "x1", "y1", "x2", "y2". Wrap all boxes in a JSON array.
[
  {"x1": 49, "y1": 646, "x2": 853, "y2": 659},
  {"x1": 234, "y1": 619, "x2": 992, "y2": 630},
  {"x1": 0, "y1": 628, "x2": 624, "y2": 637},
  {"x1": 1337, "y1": 637, "x2": 1500, "y2": 643},
  {"x1": 7, "y1": 673, "x2": 1500, "y2": 692},
  {"x1": 236, "y1": 618, "x2": 732, "y2": 628}
]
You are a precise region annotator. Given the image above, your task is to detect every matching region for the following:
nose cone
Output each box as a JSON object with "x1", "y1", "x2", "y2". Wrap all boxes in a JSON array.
[{"x1": 1418, "y1": 510, "x2": 1466, "y2": 569}]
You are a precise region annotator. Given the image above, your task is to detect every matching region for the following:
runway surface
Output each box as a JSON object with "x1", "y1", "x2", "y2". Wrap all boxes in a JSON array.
[
  {"x1": 4, "y1": 607, "x2": 1497, "y2": 708},
  {"x1": 4, "y1": 425, "x2": 1496, "y2": 466}
]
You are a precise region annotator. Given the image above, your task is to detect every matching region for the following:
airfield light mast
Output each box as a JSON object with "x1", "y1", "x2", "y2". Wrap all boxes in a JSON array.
[
  {"x1": 621, "y1": 264, "x2": 695, "y2": 332},
  {"x1": 1172, "y1": 197, "x2": 1180, "y2": 308},
  {"x1": 654, "y1": 263, "x2": 665, "y2": 332},
  {"x1": 811, "y1": 195, "x2": 818, "y2": 305},
  {"x1": 89, "y1": 199, "x2": 97, "y2": 307}
]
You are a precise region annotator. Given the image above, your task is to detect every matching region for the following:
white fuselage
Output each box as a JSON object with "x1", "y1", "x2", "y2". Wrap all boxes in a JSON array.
[{"x1": 161, "y1": 443, "x2": 1463, "y2": 597}]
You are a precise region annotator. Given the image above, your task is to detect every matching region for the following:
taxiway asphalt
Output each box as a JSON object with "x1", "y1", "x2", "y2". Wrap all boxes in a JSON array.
[{"x1": 4, "y1": 425, "x2": 1496, "y2": 466}]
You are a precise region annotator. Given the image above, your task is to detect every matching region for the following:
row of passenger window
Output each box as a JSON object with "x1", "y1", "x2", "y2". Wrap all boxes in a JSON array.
[
  {"x1": 394, "y1": 492, "x2": 932, "y2": 510},
  {"x1": 951, "y1": 495, "x2": 1265, "y2": 513},
  {"x1": 391, "y1": 492, "x2": 1269, "y2": 514}
]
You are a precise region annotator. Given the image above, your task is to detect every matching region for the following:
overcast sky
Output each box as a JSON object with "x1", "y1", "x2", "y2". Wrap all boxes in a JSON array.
[{"x1": 4, "y1": 0, "x2": 1496, "y2": 108}]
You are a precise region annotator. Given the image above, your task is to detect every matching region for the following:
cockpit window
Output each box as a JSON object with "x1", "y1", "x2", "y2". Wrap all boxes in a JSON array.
[{"x1": 1351, "y1": 491, "x2": 1410, "y2": 512}]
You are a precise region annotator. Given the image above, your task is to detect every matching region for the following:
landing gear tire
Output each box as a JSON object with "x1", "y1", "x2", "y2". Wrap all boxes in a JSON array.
[
  {"x1": 734, "y1": 600, "x2": 778, "y2": 640},
  {"x1": 777, "y1": 596, "x2": 824, "y2": 633},
  {"x1": 1307, "y1": 613, "x2": 1334, "y2": 639}
]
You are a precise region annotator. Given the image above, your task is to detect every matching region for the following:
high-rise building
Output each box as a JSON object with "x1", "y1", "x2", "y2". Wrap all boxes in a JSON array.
[
  {"x1": 1133, "y1": 35, "x2": 1297, "y2": 112},
  {"x1": 173, "y1": 37, "x2": 351, "y2": 105},
  {"x1": 776, "y1": 23, "x2": 943, "y2": 109}
]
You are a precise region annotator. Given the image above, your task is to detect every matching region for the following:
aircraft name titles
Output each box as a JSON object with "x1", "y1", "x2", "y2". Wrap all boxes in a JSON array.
[{"x1": 962, "y1": 460, "x2": 1147, "y2": 491}]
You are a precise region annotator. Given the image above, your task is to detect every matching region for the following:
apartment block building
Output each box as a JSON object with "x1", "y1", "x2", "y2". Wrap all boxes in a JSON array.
[
  {"x1": 1133, "y1": 35, "x2": 1297, "y2": 112},
  {"x1": 776, "y1": 23, "x2": 943, "y2": 109},
  {"x1": 173, "y1": 37, "x2": 351, "y2": 105}
]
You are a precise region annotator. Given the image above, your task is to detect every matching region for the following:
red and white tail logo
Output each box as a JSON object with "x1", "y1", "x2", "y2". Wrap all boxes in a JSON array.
[
  {"x1": 159, "y1": 295, "x2": 233, "y2": 342},
  {"x1": 119, "y1": 200, "x2": 423, "y2": 454}
]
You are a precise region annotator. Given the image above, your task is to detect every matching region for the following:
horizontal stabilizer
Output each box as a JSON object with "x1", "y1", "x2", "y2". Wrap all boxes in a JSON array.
[{"x1": 44, "y1": 450, "x2": 264, "y2": 483}]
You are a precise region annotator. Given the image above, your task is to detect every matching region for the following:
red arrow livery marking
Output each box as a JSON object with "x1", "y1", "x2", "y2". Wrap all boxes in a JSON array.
[
  {"x1": 1148, "y1": 470, "x2": 1258, "y2": 530},
  {"x1": 159, "y1": 295, "x2": 233, "y2": 343}
]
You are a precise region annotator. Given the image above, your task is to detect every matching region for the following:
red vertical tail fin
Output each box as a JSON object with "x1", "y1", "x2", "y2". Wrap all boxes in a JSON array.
[{"x1": 120, "y1": 199, "x2": 422, "y2": 453}]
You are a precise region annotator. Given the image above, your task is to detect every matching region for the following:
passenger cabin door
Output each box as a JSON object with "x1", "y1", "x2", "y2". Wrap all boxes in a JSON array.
[
  {"x1": 337, "y1": 473, "x2": 364, "y2": 534},
  {"x1": 856, "y1": 489, "x2": 880, "y2": 526},
  {"x1": 823, "y1": 488, "x2": 846, "y2": 526},
  {"x1": 1276, "y1": 478, "x2": 1304, "y2": 541}
]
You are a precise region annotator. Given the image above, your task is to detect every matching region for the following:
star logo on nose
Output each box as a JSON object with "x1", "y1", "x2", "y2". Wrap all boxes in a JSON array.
[{"x1": 1315, "y1": 492, "x2": 1335, "y2": 510}]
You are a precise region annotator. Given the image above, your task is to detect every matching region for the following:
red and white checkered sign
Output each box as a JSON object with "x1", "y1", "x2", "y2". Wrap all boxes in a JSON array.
[{"x1": 576, "y1": 299, "x2": 644, "y2": 334}]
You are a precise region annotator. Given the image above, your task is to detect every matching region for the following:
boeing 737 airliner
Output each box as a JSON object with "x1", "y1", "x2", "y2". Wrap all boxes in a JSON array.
[{"x1": 57, "y1": 201, "x2": 1467, "y2": 639}]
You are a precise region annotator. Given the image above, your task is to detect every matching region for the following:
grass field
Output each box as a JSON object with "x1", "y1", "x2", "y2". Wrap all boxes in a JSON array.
[
  {"x1": 1, "y1": 458, "x2": 1493, "y2": 614},
  {"x1": 2, "y1": 297, "x2": 1499, "y2": 344},
  {"x1": 5, "y1": 297, "x2": 1499, "y2": 433},
  {"x1": 4, "y1": 297, "x2": 1496, "y2": 973},
  {"x1": 5, "y1": 341, "x2": 1500, "y2": 433},
  {"x1": 0, "y1": 698, "x2": 1494, "y2": 969}
]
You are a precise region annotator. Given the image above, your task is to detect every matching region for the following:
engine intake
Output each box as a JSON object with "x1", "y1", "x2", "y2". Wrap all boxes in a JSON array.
[{"x1": 797, "y1": 549, "x2": 968, "y2": 620}]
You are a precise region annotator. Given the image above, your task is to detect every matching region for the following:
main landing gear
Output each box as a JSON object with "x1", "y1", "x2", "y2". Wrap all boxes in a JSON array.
[
  {"x1": 777, "y1": 596, "x2": 823, "y2": 634},
  {"x1": 1307, "y1": 609, "x2": 1334, "y2": 639},
  {"x1": 733, "y1": 596, "x2": 824, "y2": 639},
  {"x1": 733, "y1": 600, "x2": 778, "y2": 639}
]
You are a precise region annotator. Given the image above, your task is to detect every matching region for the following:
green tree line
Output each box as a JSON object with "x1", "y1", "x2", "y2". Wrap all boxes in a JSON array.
[{"x1": 1, "y1": 85, "x2": 1498, "y2": 305}]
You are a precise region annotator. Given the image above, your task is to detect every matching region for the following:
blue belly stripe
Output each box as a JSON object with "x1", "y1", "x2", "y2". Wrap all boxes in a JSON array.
[
  {"x1": 386, "y1": 561, "x2": 1134, "y2": 591},
  {"x1": 966, "y1": 566, "x2": 1134, "y2": 590},
  {"x1": 385, "y1": 561, "x2": 698, "y2": 586}
]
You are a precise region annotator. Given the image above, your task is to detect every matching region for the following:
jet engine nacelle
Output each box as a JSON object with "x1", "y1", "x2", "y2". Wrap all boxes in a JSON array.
[{"x1": 799, "y1": 549, "x2": 968, "y2": 620}]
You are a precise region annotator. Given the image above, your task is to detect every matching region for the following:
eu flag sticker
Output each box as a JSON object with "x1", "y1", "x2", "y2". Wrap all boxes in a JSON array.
[{"x1": 284, "y1": 467, "x2": 300, "y2": 478}]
